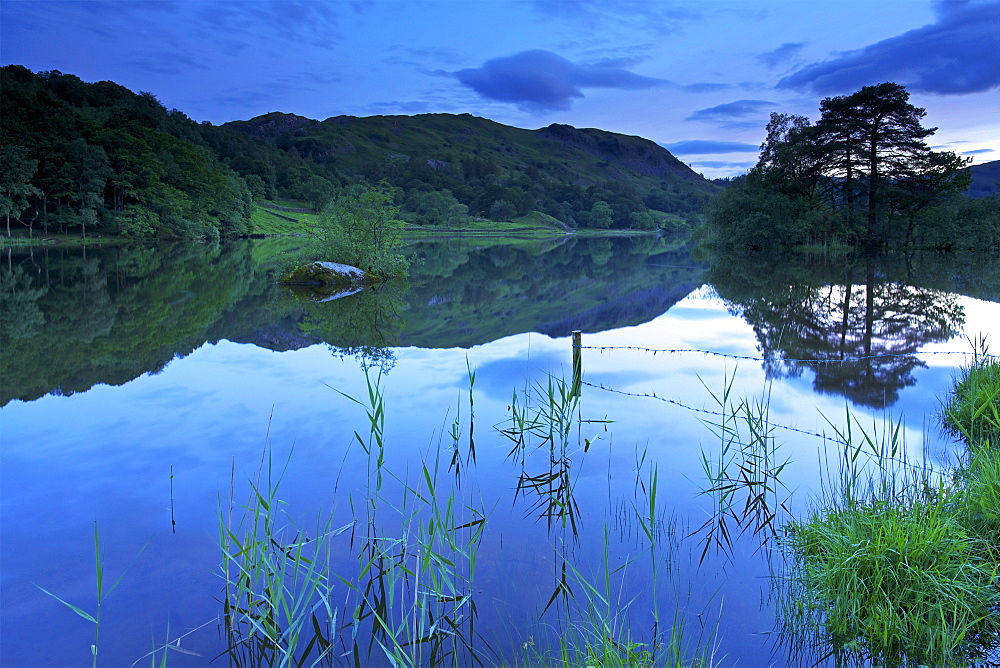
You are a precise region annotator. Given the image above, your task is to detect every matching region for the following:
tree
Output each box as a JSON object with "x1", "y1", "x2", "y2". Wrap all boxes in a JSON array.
[
  {"x1": 815, "y1": 82, "x2": 965, "y2": 245},
  {"x1": 708, "y1": 83, "x2": 973, "y2": 249},
  {"x1": 317, "y1": 181, "x2": 407, "y2": 277},
  {"x1": 590, "y1": 200, "x2": 613, "y2": 228},
  {"x1": 302, "y1": 175, "x2": 336, "y2": 212},
  {"x1": 0, "y1": 146, "x2": 43, "y2": 237},
  {"x1": 488, "y1": 199, "x2": 517, "y2": 222}
]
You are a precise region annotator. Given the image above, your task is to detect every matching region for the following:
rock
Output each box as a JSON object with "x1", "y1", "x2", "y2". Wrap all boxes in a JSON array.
[{"x1": 280, "y1": 261, "x2": 376, "y2": 287}]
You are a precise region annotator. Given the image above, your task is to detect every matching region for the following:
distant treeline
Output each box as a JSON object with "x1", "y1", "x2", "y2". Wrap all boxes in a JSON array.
[{"x1": 0, "y1": 65, "x2": 718, "y2": 239}]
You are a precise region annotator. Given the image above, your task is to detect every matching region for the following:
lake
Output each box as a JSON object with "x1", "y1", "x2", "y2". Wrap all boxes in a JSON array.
[{"x1": 2, "y1": 236, "x2": 998, "y2": 666}]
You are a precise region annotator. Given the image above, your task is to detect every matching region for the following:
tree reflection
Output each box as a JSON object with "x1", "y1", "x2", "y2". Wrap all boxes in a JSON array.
[
  {"x1": 711, "y1": 254, "x2": 964, "y2": 408},
  {"x1": 285, "y1": 280, "x2": 405, "y2": 371}
]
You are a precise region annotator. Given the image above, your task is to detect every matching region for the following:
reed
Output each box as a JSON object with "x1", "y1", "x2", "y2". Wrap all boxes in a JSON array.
[
  {"x1": 219, "y1": 446, "x2": 351, "y2": 666},
  {"x1": 692, "y1": 373, "x2": 791, "y2": 564},
  {"x1": 35, "y1": 521, "x2": 147, "y2": 667},
  {"x1": 500, "y1": 374, "x2": 583, "y2": 536},
  {"x1": 338, "y1": 366, "x2": 488, "y2": 666}
]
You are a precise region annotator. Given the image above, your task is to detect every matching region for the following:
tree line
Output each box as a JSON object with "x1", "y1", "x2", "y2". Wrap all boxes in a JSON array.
[
  {"x1": 1, "y1": 66, "x2": 253, "y2": 240},
  {"x1": 707, "y1": 82, "x2": 998, "y2": 250}
]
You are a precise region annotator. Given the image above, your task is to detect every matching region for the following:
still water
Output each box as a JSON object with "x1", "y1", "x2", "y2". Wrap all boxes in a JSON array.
[{"x1": 1, "y1": 237, "x2": 998, "y2": 665}]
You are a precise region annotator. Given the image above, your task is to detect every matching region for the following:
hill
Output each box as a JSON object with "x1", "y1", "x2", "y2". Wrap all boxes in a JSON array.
[
  {"x1": 0, "y1": 64, "x2": 717, "y2": 239},
  {"x1": 217, "y1": 111, "x2": 717, "y2": 229},
  {"x1": 969, "y1": 160, "x2": 1000, "y2": 198}
]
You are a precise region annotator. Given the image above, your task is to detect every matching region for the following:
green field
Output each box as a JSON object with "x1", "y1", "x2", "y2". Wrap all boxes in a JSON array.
[{"x1": 250, "y1": 199, "x2": 670, "y2": 239}]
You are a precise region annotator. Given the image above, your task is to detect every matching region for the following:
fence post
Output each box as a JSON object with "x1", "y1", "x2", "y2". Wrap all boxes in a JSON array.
[{"x1": 572, "y1": 330, "x2": 582, "y2": 397}]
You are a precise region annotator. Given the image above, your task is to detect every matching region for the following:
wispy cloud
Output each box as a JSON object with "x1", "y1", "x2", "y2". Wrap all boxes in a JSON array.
[
  {"x1": 779, "y1": 1, "x2": 1000, "y2": 95},
  {"x1": 662, "y1": 140, "x2": 759, "y2": 155},
  {"x1": 452, "y1": 49, "x2": 667, "y2": 112},
  {"x1": 129, "y1": 52, "x2": 209, "y2": 76}
]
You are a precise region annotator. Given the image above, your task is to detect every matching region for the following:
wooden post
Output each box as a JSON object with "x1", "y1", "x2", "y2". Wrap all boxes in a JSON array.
[{"x1": 571, "y1": 330, "x2": 582, "y2": 397}]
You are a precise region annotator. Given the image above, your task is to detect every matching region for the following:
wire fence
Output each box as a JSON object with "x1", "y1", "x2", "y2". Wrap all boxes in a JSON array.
[
  {"x1": 576, "y1": 344, "x2": 998, "y2": 365},
  {"x1": 570, "y1": 332, "x2": 992, "y2": 469}
]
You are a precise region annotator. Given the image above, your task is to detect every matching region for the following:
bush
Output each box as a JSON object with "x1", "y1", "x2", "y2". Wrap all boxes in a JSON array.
[{"x1": 313, "y1": 182, "x2": 408, "y2": 278}]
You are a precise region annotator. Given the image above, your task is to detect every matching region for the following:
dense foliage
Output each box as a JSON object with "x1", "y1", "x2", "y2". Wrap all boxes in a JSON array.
[
  {"x1": 1, "y1": 65, "x2": 253, "y2": 239},
  {"x1": 708, "y1": 83, "x2": 995, "y2": 249}
]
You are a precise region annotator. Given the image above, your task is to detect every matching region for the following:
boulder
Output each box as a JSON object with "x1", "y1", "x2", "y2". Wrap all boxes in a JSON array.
[{"x1": 281, "y1": 261, "x2": 376, "y2": 287}]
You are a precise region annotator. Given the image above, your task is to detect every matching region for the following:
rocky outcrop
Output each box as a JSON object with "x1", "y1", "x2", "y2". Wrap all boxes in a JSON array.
[{"x1": 282, "y1": 261, "x2": 373, "y2": 285}]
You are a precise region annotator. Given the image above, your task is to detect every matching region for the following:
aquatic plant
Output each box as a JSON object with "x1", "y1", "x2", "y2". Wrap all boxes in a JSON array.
[{"x1": 692, "y1": 373, "x2": 791, "y2": 564}]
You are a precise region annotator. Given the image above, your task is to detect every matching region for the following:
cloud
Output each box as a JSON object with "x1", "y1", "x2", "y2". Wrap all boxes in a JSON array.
[
  {"x1": 682, "y1": 82, "x2": 732, "y2": 93},
  {"x1": 758, "y1": 42, "x2": 804, "y2": 69},
  {"x1": 662, "y1": 140, "x2": 759, "y2": 155},
  {"x1": 779, "y1": 1, "x2": 1000, "y2": 95},
  {"x1": 963, "y1": 148, "x2": 995, "y2": 155},
  {"x1": 452, "y1": 50, "x2": 666, "y2": 112},
  {"x1": 686, "y1": 99, "x2": 775, "y2": 121},
  {"x1": 195, "y1": 1, "x2": 342, "y2": 45}
]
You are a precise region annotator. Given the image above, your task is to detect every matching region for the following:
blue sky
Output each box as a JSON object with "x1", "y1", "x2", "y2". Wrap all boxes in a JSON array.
[{"x1": 2, "y1": 0, "x2": 997, "y2": 178}]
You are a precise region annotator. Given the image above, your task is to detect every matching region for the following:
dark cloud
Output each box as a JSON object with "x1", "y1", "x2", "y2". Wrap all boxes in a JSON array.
[
  {"x1": 963, "y1": 148, "x2": 995, "y2": 155},
  {"x1": 452, "y1": 50, "x2": 666, "y2": 112},
  {"x1": 933, "y1": 0, "x2": 974, "y2": 18},
  {"x1": 758, "y1": 42, "x2": 804, "y2": 69},
  {"x1": 686, "y1": 99, "x2": 775, "y2": 121},
  {"x1": 662, "y1": 140, "x2": 759, "y2": 155},
  {"x1": 779, "y1": 1, "x2": 1000, "y2": 95}
]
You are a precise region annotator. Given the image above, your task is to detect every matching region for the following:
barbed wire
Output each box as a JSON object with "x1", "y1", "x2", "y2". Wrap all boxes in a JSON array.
[
  {"x1": 580, "y1": 380, "x2": 944, "y2": 474},
  {"x1": 575, "y1": 345, "x2": 996, "y2": 365},
  {"x1": 581, "y1": 379, "x2": 845, "y2": 443}
]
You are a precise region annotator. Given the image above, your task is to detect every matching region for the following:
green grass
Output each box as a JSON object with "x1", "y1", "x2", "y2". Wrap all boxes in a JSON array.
[
  {"x1": 250, "y1": 200, "x2": 325, "y2": 235},
  {"x1": 785, "y1": 495, "x2": 1000, "y2": 665},
  {"x1": 775, "y1": 359, "x2": 1000, "y2": 665}
]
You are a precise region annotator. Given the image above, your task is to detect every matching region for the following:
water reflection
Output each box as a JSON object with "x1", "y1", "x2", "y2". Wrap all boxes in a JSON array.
[
  {"x1": 3, "y1": 237, "x2": 999, "y2": 665},
  {"x1": 1, "y1": 236, "x2": 704, "y2": 404},
  {"x1": 709, "y1": 253, "x2": 971, "y2": 408}
]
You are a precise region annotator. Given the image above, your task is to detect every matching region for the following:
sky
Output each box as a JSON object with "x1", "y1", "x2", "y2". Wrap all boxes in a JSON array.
[{"x1": 2, "y1": 0, "x2": 998, "y2": 178}]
